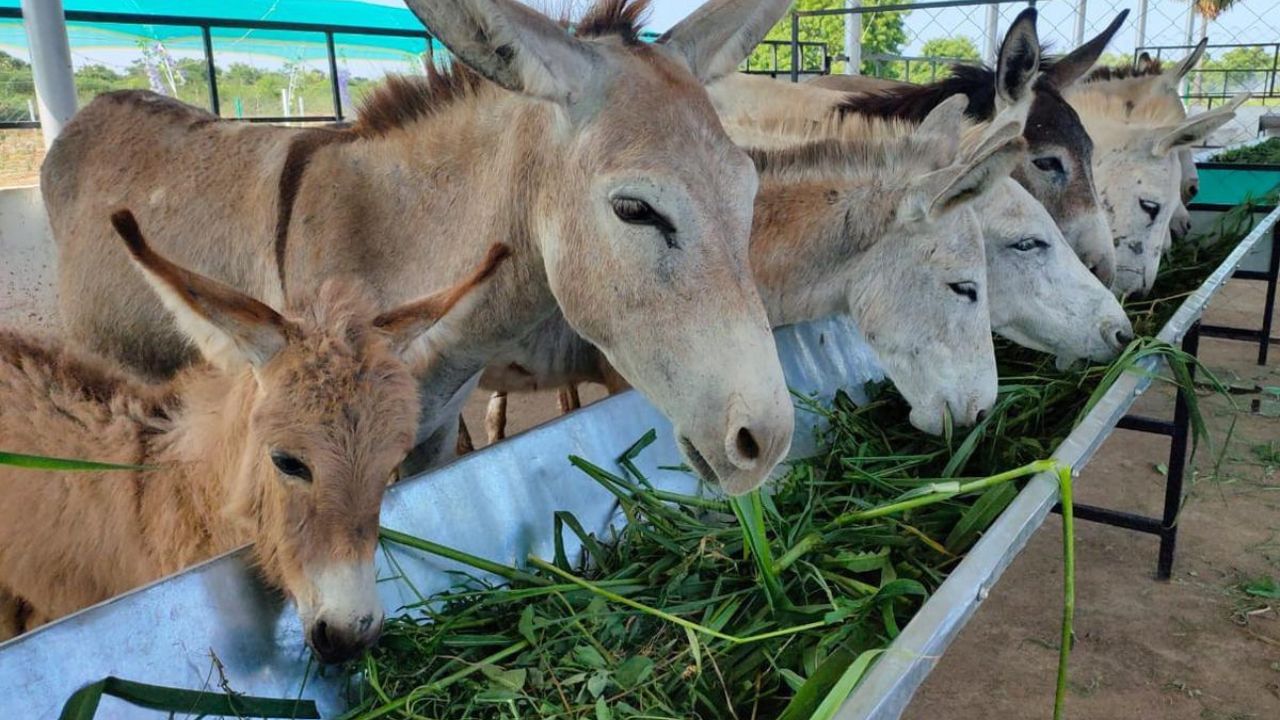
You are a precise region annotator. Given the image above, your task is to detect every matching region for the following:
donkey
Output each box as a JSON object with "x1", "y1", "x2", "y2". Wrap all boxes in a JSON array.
[
  {"x1": 1064, "y1": 85, "x2": 1246, "y2": 298},
  {"x1": 43, "y1": 0, "x2": 799, "y2": 496},
  {"x1": 481, "y1": 106, "x2": 1036, "y2": 441},
  {"x1": 0, "y1": 211, "x2": 507, "y2": 661},
  {"x1": 810, "y1": 9, "x2": 1128, "y2": 286},
  {"x1": 725, "y1": 96, "x2": 1133, "y2": 368},
  {"x1": 1082, "y1": 40, "x2": 1210, "y2": 242}
]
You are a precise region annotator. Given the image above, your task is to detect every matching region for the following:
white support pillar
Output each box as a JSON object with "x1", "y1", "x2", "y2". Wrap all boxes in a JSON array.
[
  {"x1": 1074, "y1": 0, "x2": 1088, "y2": 46},
  {"x1": 844, "y1": 0, "x2": 862, "y2": 75},
  {"x1": 1135, "y1": 0, "x2": 1149, "y2": 52},
  {"x1": 20, "y1": 0, "x2": 76, "y2": 148},
  {"x1": 984, "y1": 4, "x2": 1000, "y2": 66}
]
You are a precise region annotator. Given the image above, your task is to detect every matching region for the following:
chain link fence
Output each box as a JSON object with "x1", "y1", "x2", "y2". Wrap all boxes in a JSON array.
[{"x1": 786, "y1": 0, "x2": 1279, "y2": 147}]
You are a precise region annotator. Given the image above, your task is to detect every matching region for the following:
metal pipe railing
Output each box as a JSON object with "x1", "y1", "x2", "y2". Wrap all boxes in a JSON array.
[{"x1": 0, "y1": 7, "x2": 433, "y2": 129}]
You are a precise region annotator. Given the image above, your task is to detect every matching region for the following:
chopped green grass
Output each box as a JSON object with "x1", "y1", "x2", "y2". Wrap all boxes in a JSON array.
[
  {"x1": 1209, "y1": 138, "x2": 1280, "y2": 165},
  {"x1": 338, "y1": 205, "x2": 1256, "y2": 719}
]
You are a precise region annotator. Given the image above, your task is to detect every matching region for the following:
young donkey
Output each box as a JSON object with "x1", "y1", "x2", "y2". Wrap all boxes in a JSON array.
[
  {"x1": 0, "y1": 211, "x2": 507, "y2": 663},
  {"x1": 44, "y1": 0, "x2": 799, "y2": 496}
]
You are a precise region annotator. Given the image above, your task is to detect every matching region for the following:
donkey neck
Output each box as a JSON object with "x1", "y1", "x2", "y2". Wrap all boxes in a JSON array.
[
  {"x1": 142, "y1": 367, "x2": 260, "y2": 571},
  {"x1": 750, "y1": 177, "x2": 895, "y2": 326}
]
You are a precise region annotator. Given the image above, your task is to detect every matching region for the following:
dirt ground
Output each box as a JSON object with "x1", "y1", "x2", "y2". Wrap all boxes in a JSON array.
[
  {"x1": 0, "y1": 129, "x2": 43, "y2": 188},
  {"x1": 478, "y1": 280, "x2": 1279, "y2": 720}
]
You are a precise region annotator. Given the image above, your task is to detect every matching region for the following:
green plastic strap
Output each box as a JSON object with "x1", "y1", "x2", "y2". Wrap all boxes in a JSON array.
[{"x1": 59, "y1": 676, "x2": 320, "y2": 720}]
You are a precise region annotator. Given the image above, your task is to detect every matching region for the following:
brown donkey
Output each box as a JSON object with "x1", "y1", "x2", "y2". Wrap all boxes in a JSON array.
[
  {"x1": 44, "y1": 0, "x2": 797, "y2": 495},
  {"x1": 0, "y1": 211, "x2": 507, "y2": 662}
]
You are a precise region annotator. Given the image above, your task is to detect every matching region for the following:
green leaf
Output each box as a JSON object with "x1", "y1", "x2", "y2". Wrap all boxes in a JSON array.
[
  {"x1": 944, "y1": 483, "x2": 1018, "y2": 552},
  {"x1": 613, "y1": 656, "x2": 654, "y2": 689},
  {"x1": 481, "y1": 665, "x2": 527, "y2": 692},
  {"x1": 59, "y1": 676, "x2": 319, "y2": 720},
  {"x1": 574, "y1": 645, "x2": 607, "y2": 670},
  {"x1": 809, "y1": 650, "x2": 884, "y2": 720},
  {"x1": 587, "y1": 671, "x2": 609, "y2": 698},
  {"x1": 1244, "y1": 577, "x2": 1280, "y2": 599},
  {"x1": 0, "y1": 452, "x2": 147, "y2": 472},
  {"x1": 518, "y1": 605, "x2": 537, "y2": 647},
  {"x1": 595, "y1": 697, "x2": 613, "y2": 720}
]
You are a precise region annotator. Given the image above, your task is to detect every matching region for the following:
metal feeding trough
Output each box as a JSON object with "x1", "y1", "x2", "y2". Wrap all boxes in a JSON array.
[{"x1": 1, "y1": 208, "x2": 1277, "y2": 719}]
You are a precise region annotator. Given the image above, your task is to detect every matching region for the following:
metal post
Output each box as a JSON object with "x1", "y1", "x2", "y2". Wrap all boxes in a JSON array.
[
  {"x1": 1135, "y1": 0, "x2": 1149, "y2": 51},
  {"x1": 1270, "y1": 44, "x2": 1278, "y2": 97},
  {"x1": 983, "y1": 4, "x2": 1000, "y2": 66},
  {"x1": 1073, "y1": 0, "x2": 1088, "y2": 46},
  {"x1": 844, "y1": 0, "x2": 862, "y2": 76},
  {"x1": 1156, "y1": 322, "x2": 1199, "y2": 581},
  {"x1": 20, "y1": 0, "x2": 77, "y2": 147},
  {"x1": 325, "y1": 31, "x2": 342, "y2": 121},
  {"x1": 1259, "y1": 223, "x2": 1279, "y2": 365},
  {"x1": 200, "y1": 26, "x2": 219, "y2": 116},
  {"x1": 790, "y1": 12, "x2": 800, "y2": 83}
]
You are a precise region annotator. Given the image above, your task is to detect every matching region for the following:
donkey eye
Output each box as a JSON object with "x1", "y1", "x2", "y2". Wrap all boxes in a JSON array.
[
  {"x1": 611, "y1": 196, "x2": 678, "y2": 248},
  {"x1": 270, "y1": 451, "x2": 312, "y2": 482},
  {"x1": 1139, "y1": 199, "x2": 1161, "y2": 221},
  {"x1": 1010, "y1": 237, "x2": 1049, "y2": 252},
  {"x1": 1032, "y1": 157, "x2": 1065, "y2": 175},
  {"x1": 947, "y1": 281, "x2": 979, "y2": 303}
]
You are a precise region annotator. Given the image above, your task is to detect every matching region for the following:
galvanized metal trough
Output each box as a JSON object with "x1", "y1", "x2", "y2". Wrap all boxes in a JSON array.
[{"x1": 2, "y1": 206, "x2": 1277, "y2": 719}]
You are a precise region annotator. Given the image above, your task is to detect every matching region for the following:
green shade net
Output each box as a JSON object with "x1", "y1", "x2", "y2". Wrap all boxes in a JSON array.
[
  {"x1": 1195, "y1": 167, "x2": 1280, "y2": 207},
  {"x1": 0, "y1": 1, "x2": 437, "y2": 64}
]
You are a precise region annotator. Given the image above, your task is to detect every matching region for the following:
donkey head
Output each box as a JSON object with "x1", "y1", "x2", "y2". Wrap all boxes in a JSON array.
[
  {"x1": 844, "y1": 123, "x2": 1026, "y2": 434},
  {"x1": 111, "y1": 210, "x2": 507, "y2": 663},
  {"x1": 1084, "y1": 95, "x2": 1245, "y2": 298},
  {"x1": 920, "y1": 98, "x2": 1133, "y2": 365},
  {"x1": 999, "y1": 8, "x2": 1127, "y2": 286},
  {"x1": 404, "y1": 0, "x2": 796, "y2": 494}
]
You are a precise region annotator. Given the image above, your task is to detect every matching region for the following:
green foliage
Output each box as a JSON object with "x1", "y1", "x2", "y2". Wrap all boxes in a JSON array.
[
  {"x1": 1210, "y1": 137, "x2": 1280, "y2": 165},
  {"x1": 745, "y1": 0, "x2": 910, "y2": 76},
  {"x1": 906, "y1": 36, "x2": 979, "y2": 84},
  {"x1": 1202, "y1": 46, "x2": 1274, "y2": 94}
]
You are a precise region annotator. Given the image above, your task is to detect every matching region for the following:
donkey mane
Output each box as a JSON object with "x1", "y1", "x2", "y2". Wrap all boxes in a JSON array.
[
  {"x1": 1085, "y1": 60, "x2": 1164, "y2": 82},
  {"x1": 1068, "y1": 84, "x2": 1186, "y2": 126},
  {"x1": 835, "y1": 50, "x2": 1085, "y2": 123},
  {"x1": 353, "y1": 0, "x2": 654, "y2": 138}
]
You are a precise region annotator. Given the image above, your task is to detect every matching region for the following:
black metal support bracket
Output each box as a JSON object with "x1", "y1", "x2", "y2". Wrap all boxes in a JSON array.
[
  {"x1": 1054, "y1": 322, "x2": 1200, "y2": 581},
  {"x1": 1196, "y1": 206, "x2": 1279, "y2": 366}
]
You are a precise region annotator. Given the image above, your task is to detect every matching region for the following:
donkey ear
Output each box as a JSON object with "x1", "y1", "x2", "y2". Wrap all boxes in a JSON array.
[
  {"x1": 995, "y1": 8, "x2": 1040, "y2": 108},
  {"x1": 374, "y1": 244, "x2": 511, "y2": 355},
  {"x1": 918, "y1": 94, "x2": 971, "y2": 138},
  {"x1": 1043, "y1": 9, "x2": 1129, "y2": 88},
  {"x1": 660, "y1": 0, "x2": 794, "y2": 84},
  {"x1": 925, "y1": 132, "x2": 1026, "y2": 218},
  {"x1": 402, "y1": 0, "x2": 597, "y2": 105},
  {"x1": 110, "y1": 210, "x2": 292, "y2": 372},
  {"x1": 1174, "y1": 38, "x2": 1208, "y2": 81},
  {"x1": 1152, "y1": 94, "x2": 1248, "y2": 157}
]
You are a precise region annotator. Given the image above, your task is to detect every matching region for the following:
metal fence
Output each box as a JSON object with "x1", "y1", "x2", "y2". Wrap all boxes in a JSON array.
[
  {"x1": 780, "y1": 0, "x2": 1280, "y2": 147},
  {"x1": 0, "y1": 8, "x2": 434, "y2": 129}
]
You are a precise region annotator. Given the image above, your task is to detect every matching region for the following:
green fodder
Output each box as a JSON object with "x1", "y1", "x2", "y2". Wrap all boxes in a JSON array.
[
  {"x1": 1209, "y1": 137, "x2": 1280, "y2": 165},
  {"x1": 342, "y1": 206, "x2": 1261, "y2": 720}
]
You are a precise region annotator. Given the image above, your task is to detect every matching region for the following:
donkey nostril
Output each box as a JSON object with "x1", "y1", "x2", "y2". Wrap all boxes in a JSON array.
[
  {"x1": 975, "y1": 410, "x2": 988, "y2": 423},
  {"x1": 310, "y1": 621, "x2": 335, "y2": 657},
  {"x1": 1114, "y1": 328, "x2": 1133, "y2": 346},
  {"x1": 1127, "y1": 241, "x2": 1143, "y2": 255},
  {"x1": 735, "y1": 427, "x2": 761, "y2": 461}
]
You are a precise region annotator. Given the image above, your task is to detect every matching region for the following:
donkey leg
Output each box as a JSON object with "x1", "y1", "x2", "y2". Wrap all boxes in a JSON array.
[
  {"x1": 557, "y1": 386, "x2": 582, "y2": 414},
  {"x1": 485, "y1": 392, "x2": 508, "y2": 443},
  {"x1": 455, "y1": 416, "x2": 475, "y2": 455}
]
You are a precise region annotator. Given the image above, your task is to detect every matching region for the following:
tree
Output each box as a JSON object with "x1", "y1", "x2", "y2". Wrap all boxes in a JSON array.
[
  {"x1": 1189, "y1": 0, "x2": 1242, "y2": 95},
  {"x1": 745, "y1": 0, "x2": 910, "y2": 77},
  {"x1": 1203, "y1": 46, "x2": 1271, "y2": 94},
  {"x1": 908, "y1": 36, "x2": 979, "y2": 84}
]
